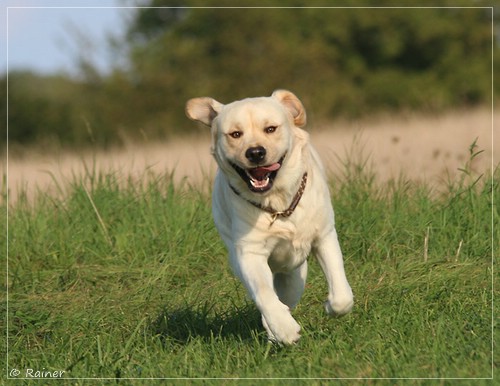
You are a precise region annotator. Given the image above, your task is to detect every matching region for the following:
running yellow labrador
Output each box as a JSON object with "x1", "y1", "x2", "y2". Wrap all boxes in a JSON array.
[{"x1": 186, "y1": 90, "x2": 353, "y2": 344}]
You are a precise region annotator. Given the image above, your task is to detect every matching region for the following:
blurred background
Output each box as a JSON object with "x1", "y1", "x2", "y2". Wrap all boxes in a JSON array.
[
  {"x1": 3, "y1": 0, "x2": 497, "y2": 147},
  {"x1": 2, "y1": 0, "x2": 498, "y2": 197}
]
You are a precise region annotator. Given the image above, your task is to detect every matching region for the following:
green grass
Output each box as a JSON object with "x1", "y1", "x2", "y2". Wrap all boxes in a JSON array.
[{"x1": 3, "y1": 149, "x2": 497, "y2": 383}]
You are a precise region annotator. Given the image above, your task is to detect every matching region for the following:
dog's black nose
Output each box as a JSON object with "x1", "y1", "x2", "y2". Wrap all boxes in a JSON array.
[{"x1": 245, "y1": 146, "x2": 266, "y2": 164}]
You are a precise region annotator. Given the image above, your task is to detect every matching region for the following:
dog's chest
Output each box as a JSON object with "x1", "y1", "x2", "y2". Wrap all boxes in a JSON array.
[{"x1": 267, "y1": 224, "x2": 315, "y2": 272}]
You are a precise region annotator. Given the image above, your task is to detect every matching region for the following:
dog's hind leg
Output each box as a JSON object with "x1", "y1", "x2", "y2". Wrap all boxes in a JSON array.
[{"x1": 273, "y1": 260, "x2": 308, "y2": 309}]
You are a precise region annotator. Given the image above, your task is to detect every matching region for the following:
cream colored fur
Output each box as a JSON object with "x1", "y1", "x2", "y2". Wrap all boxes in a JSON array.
[{"x1": 186, "y1": 90, "x2": 353, "y2": 344}]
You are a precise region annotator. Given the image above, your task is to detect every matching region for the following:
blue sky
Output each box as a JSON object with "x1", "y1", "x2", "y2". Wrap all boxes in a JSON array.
[{"x1": 2, "y1": 0, "x2": 129, "y2": 75}]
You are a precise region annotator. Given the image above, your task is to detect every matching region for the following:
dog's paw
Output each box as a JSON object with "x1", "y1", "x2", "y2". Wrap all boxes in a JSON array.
[
  {"x1": 262, "y1": 311, "x2": 301, "y2": 345},
  {"x1": 324, "y1": 292, "x2": 354, "y2": 317}
]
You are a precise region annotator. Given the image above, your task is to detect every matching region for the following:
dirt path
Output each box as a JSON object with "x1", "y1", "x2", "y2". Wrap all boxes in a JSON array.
[{"x1": 3, "y1": 108, "x2": 497, "y2": 204}]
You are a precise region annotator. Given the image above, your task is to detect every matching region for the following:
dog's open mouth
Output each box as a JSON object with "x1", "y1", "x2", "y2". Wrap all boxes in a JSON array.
[{"x1": 230, "y1": 155, "x2": 285, "y2": 193}]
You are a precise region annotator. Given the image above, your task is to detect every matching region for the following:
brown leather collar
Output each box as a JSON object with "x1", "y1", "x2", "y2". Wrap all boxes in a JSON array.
[{"x1": 229, "y1": 172, "x2": 308, "y2": 226}]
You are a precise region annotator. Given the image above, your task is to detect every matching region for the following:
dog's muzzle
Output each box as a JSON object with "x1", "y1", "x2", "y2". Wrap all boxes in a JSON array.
[{"x1": 230, "y1": 153, "x2": 286, "y2": 193}]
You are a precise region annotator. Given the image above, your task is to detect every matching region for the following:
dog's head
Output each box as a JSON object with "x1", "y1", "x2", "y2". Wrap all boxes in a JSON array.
[{"x1": 186, "y1": 90, "x2": 307, "y2": 194}]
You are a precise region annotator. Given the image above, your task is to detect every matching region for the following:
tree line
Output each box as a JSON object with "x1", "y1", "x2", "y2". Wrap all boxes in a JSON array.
[{"x1": 3, "y1": 1, "x2": 497, "y2": 149}]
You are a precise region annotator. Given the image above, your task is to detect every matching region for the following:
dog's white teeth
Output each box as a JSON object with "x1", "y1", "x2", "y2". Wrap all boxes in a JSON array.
[{"x1": 250, "y1": 177, "x2": 270, "y2": 188}]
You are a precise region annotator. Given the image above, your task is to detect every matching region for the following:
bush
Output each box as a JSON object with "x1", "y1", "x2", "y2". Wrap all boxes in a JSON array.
[{"x1": 3, "y1": 2, "x2": 496, "y2": 149}]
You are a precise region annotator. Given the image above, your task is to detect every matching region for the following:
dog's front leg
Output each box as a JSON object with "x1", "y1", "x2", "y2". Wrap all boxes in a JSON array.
[
  {"x1": 229, "y1": 249, "x2": 301, "y2": 344},
  {"x1": 314, "y1": 229, "x2": 354, "y2": 316}
]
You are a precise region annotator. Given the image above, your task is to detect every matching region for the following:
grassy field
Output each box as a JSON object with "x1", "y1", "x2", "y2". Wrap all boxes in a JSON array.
[{"x1": 3, "y1": 144, "x2": 497, "y2": 383}]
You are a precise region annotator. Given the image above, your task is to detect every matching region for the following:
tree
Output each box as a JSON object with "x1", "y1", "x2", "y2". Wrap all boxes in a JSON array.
[
  {"x1": 3, "y1": 2, "x2": 496, "y2": 148},
  {"x1": 122, "y1": 3, "x2": 494, "y2": 123}
]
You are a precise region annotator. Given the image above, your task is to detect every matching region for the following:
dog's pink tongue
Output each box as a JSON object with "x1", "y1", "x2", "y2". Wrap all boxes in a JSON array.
[{"x1": 249, "y1": 163, "x2": 281, "y2": 179}]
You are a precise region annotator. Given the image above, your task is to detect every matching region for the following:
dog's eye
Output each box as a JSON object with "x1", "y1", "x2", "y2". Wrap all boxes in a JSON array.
[
  {"x1": 229, "y1": 131, "x2": 243, "y2": 139},
  {"x1": 264, "y1": 126, "x2": 277, "y2": 134}
]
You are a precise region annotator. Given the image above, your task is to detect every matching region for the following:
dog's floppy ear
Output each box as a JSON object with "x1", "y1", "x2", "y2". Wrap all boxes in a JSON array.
[
  {"x1": 272, "y1": 89, "x2": 306, "y2": 127},
  {"x1": 185, "y1": 97, "x2": 223, "y2": 126}
]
